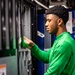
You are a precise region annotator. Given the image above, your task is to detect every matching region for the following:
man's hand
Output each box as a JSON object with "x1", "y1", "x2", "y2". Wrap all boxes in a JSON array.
[{"x1": 23, "y1": 36, "x2": 34, "y2": 48}]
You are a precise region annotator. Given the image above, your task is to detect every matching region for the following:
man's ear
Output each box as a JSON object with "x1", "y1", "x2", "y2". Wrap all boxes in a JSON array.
[{"x1": 58, "y1": 18, "x2": 63, "y2": 26}]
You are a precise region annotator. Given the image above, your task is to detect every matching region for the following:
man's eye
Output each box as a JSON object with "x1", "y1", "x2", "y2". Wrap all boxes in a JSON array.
[
  {"x1": 45, "y1": 19, "x2": 51, "y2": 23},
  {"x1": 48, "y1": 20, "x2": 51, "y2": 22}
]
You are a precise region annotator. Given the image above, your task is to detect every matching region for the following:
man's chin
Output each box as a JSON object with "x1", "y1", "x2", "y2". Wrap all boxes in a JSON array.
[
  {"x1": 48, "y1": 31, "x2": 52, "y2": 34},
  {"x1": 47, "y1": 31, "x2": 54, "y2": 34}
]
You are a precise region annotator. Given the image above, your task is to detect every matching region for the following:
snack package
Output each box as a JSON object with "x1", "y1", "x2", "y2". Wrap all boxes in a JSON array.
[{"x1": 19, "y1": 37, "x2": 29, "y2": 48}]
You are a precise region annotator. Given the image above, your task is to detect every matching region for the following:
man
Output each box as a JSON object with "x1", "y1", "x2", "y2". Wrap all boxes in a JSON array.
[{"x1": 20, "y1": 5, "x2": 75, "y2": 75}]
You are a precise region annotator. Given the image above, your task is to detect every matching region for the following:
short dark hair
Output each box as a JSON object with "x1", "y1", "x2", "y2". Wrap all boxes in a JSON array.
[{"x1": 45, "y1": 5, "x2": 69, "y2": 25}]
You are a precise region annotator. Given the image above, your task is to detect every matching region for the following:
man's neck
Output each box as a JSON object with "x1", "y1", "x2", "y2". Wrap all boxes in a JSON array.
[{"x1": 56, "y1": 26, "x2": 67, "y2": 36}]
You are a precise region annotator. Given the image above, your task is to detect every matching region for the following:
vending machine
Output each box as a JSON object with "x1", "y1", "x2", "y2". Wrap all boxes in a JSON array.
[
  {"x1": 0, "y1": 0, "x2": 18, "y2": 75},
  {"x1": 0, "y1": 0, "x2": 38, "y2": 75}
]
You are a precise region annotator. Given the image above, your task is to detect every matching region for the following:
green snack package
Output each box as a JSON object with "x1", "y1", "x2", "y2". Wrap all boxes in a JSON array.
[{"x1": 19, "y1": 37, "x2": 29, "y2": 48}]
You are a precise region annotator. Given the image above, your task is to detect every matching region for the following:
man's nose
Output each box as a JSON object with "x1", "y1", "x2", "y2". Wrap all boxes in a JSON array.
[{"x1": 45, "y1": 22, "x2": 48, "y2": 27}]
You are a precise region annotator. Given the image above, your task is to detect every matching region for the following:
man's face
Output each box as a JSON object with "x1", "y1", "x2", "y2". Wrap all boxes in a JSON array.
[{"x1": 45, "y1": 14, "x2": 59, "y2": 34}]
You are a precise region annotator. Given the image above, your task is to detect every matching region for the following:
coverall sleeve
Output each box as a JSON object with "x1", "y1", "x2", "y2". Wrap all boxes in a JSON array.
[
  {"x1": 44, "y1": 42, "x2": 72, "y2": 75},
  {"x1": 31, "y1": 44, "x2": 51, "y2": 63}
]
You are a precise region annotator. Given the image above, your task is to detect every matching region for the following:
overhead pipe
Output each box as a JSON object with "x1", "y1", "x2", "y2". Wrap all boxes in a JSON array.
[{"x1": 32, "y1": 0, "x2": 48, "y2": 9}]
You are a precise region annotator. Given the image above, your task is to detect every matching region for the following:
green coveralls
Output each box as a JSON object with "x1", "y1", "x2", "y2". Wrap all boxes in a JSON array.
[{"x1": 31, "y1": 32, "x2": 75, "y2": 75}]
